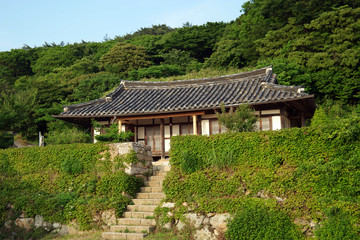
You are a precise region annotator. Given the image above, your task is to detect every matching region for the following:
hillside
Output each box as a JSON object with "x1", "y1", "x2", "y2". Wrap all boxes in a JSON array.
[
  {"x1": 160, "y1": 103, "x2": 360, "y2": 238},
  {"x1": 1, "y1": 0, "x2": 360, "y2": 146},
  {"x1": 0, "y1": 102, "x2": 359, "y2": 239}
]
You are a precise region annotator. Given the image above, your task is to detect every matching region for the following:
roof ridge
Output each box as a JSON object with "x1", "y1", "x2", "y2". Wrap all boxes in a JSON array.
[
  {"x1": 122, "y1": 66, "x2": 273, "y2": 89},
  {"x1": 260, "y1": 82, "x2": 306, "y2": 94}
]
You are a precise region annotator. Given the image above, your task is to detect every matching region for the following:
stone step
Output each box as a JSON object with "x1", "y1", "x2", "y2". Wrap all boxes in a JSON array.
[
  {"x1": 123, "y1": 211, "x2": 154, "y2": 219},
  {"x1": 144, "y1": 181, "x2": 162, "y2": 187},
  {"x1": 102, "y1": 232, "x2": 147, "y2": 240},
  {"x1": 153, "y1": 165, "x2": 170, "y2": 172},
  {"x1": 136, "y1": 192, "x2": 165, "y2": 199},
  {"x1": 127, "y1": 205, "x2": 157, "y2": 212},
  {"x1": 153, "y1": 171, "x2": 167, "y2": 176},
  {"x1": 140, "y1": 186, "x2": 162, "y2": 193},
  {"x1": 110, "y1": 225, "x2": 154, "y2": 233},
  {"x1": 148, "y1": 176, "x2": 165, "y2": 181},
  {"x1": 132, "y1": 198, "x2": 161, "y2": 205},
  {"x1": 116, "y1": 218, "x2": 155, "y2": 226}
]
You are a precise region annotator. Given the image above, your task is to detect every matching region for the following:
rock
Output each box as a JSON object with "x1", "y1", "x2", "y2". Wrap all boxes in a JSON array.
[
  {"x1": 256, "y1": 189, "x2": 269, "y2": 198},
  {"x1": 161, "y1": 202, "x2": 175, "y2": 208},
  {"x1": 101, "y1": 209, "x2": 117, "y2": 226},
  {"x1": 194, "y1": 228, "x2": 217, "y2": 240},
  {"x1": 184, "y1": 213, "x2": 205, "y2": 229},
  {"x1": 202, "y1": 216, "x2": 210, "y2": 225},
  {"x1": 5, "y1": 220, "x2": 12, "y2": 229},
  {"x1": 53, "y1": 222, "x2": 61, "y2": 229},
  {"x1": 163, "y1": 222, "x2": 172, "y2": 230},
  {"x1": 275, "y1": 196, "x2": 286, "y2": 202},
  {"x1": 294, "y1": 218, "x2": 308, "y2": 226},
  {"x1": 209, "y1": 213, "x2": 231, "y2": 231},
  {"x1": 34, "y1": 215, "x2": 43, "y2": 228},
  {"x1": 15, "y1": 218, "x2": 34, "y2": 230},
  {"x1": 176, "y1": 220, "x2": 186, "y2": 231},
  {"x1": 310, "y1": 220, "x2": 317, "y2": 228}
]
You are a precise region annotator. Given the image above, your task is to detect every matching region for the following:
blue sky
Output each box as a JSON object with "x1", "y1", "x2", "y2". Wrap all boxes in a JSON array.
[{"x1": 0, "y1": 0, "x2": 247, "y2": 52}]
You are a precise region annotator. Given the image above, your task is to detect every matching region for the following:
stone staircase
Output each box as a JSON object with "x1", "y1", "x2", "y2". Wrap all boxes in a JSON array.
[{"x1": 102, "y1": 160, "x2": 170, "y2": 240}]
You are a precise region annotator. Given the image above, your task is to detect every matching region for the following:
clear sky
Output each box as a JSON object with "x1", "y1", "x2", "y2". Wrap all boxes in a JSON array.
[{"x1": 0, "y1": 0, "x2": 247, "y2": 52}]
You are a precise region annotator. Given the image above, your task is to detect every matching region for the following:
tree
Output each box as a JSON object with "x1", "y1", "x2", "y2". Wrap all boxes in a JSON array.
[
  {"x1": 216, "y1": 103, "x2": 258, "y2": 132},
  {"x1": 99, "y1": 43, "x2": 151, "y2": 74},
  {"x1": 257, "y1": 7, "x2": 360, "y2": 103}
]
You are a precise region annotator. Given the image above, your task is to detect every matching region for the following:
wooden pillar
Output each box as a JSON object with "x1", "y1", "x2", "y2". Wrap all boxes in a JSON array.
[
  {"x1": 301, "y1": 113, "x2": 305, "y2": 127},
  {"x1": 160, "y1": 118, "x2": 165, "y2": 159},
  {"x1": 118, "y1": 119, "x2": 122, "y2": 133},
  {"x1": 193, "y1": 115, "x2": 198, "y2": 135}
]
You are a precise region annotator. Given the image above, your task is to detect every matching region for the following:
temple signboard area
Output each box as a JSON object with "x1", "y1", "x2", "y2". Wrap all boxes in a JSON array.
[{"x1": 54, "y1": 66, "x2": 316, "y2": 159}]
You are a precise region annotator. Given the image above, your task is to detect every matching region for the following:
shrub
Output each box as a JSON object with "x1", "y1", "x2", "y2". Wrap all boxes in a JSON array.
[
  {"x1": 61, "y1": 156, "x2": 84, "y2": 175},
  {"x1": 179, "y1": 150, "x2": 203, "y2": 174},
  {"x1": 0, "y1": 132, "x2": 13, "y2": 149},
  {"x1": 96, "y1": 171, "x2": 143, "y2": 198},
  {"x1": 216, "y1": 103, "x2": 258, "y2": 132},
  {"x1": 315, "y1": 208, "x2": 358, "y2": 240},
  {"x1": 226, "y1": 204, "x2": 303, "y2": 240},
  {"x1": 128, "y1": 64, "x2": 184, "y2": 80},
  {"x1": 45, "y1": 127, "x2": 91, "y2": 145},
  {"x1": 94, "y1": 122, "x2": 134, "y2": 143}
]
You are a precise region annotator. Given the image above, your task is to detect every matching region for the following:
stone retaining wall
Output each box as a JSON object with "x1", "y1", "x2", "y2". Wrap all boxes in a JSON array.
[{"x1": 8, "y1": 142, "x2": 153, "y2": 235}]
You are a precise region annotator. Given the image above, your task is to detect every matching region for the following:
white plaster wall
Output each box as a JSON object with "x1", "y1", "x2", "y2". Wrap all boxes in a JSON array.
[
  {"x1": 201, "y1": 120, "x2": 210, "y2": 136},
  {"x1": 272, "y1": 116, "x2": 282, "y2": 130}
]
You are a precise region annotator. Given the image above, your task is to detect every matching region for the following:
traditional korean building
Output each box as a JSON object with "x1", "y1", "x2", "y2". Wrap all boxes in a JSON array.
[{"x1": 54, "y1": 66, "x2": 316, "y2": 159}]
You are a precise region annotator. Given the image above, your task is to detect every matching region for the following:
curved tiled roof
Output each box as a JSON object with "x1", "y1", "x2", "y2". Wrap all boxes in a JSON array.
[{"x1": 59, "y1": 66, "x2": 313, "y2": 117}]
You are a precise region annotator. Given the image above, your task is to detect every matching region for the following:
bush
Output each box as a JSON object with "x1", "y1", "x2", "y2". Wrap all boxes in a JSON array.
[
  {"x1": 226, "y1": 204, "x2": 302, "y2": 240},
  {"x1": 216, "y1": 103, "x2": 258, "y2": 132},
  {"x1": 315, "y1": 208, "x2": 358, "y2": 240},
  {"x1": 0, "y1": 143, "x2": 144, "y2": 230},
  {"x1": 166, "y1": 103, "x2": 360, "y2": 232},
  {"x1": 45, "y1": 127, "x2": 91, "y2": 145},
  {"x1": 0, "y1": 132, "x2": 13, "y2": 149},
  {"x1": 94, "y1": 123, "x2": 134, "y2": 143},
  {"x1": 128, "y1": 64, "x2": 185, "y2": 80}
]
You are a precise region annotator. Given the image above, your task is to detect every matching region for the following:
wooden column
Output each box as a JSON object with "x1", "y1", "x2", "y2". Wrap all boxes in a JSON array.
[
  {"x1": 160, "y1": 118, "x2": 165, "y2": 159},
  {"x1": 301, "y1": 113, "x2": 305, "y2": 127},
  {"x1": 118, "y1": 119, "x2": 122, "y2": 133},
  {"x1": 193, "y1": 115, "x2": 198, "y2": 135}
]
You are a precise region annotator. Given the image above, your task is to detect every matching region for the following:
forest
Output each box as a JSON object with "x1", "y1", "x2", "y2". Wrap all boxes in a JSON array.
[{"x1": 1, "y1": 0, "x2": 360, "y2": 147}]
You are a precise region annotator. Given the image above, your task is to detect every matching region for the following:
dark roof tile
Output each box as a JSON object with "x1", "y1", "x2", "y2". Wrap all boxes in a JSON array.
[{"x1": 60, "y1": 66, "x2": 313, "y2": 117}]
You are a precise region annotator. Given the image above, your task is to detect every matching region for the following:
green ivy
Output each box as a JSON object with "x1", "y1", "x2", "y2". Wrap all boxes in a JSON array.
[
  {"x1": 164, "y1": 103, "x2": 360, "y2": 236},
  {"x1": 0, "y1": 142, "x2": 143, "y2": 231}
]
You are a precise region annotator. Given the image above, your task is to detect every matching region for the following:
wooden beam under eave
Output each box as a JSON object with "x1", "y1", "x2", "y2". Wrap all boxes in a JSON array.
[{"x1": 117, "y1": 111, "x2": 205, "y2": 121}]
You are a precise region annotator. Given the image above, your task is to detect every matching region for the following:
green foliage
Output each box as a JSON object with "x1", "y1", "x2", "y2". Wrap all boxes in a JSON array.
[
  {"x1": 315, "y1": 208, "x2": 359, "y2": 240},
  {"x1": 45, "y1": 127, "x2": 91, "y2": 145},
  {"x1": 165, "y1": 103, "x2": 360, "y2": 235},
  {"x1": 0, "y1": 132, "x2": 14, "y2": 149},
  {"x1": 257, "y1": 7, "x2": 360, "y2": 103},
  {"x1": 158, "y1": 22, "x2": 227, "y2": 62},
  {"x1": 70, "y1": 72, "x2": 120, "y2": 102},
  {"x1": 128, "y1": 64, "x2": 184, "y2": 80},
  {"x1": 226, "y1": 204, "x2": 303, "y2": 240},
  {"x1": 0, "y1": 143, "x2": 143, "y2": 230},
  {"x1": 96, "y1": 171, "x2": 143, "y2": 198},
  {"x1": 0, "y1": 89, "x2": 37, "y2": 138},
  {"x1": 216, "y1": 103, "x2": 258, "y2": 132},
  {"x1": 179, "y1": 150, "x2": 202, "y2": 174},
  {"x1": 61, "y1": 156, "x2": 84, "y2": 175},
  {"x1": 94, "y1": 123, "x2": 134, "y2": 143},
  {"x1": 99, "y1": 42, "x2": 151, "y2": 74}
]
